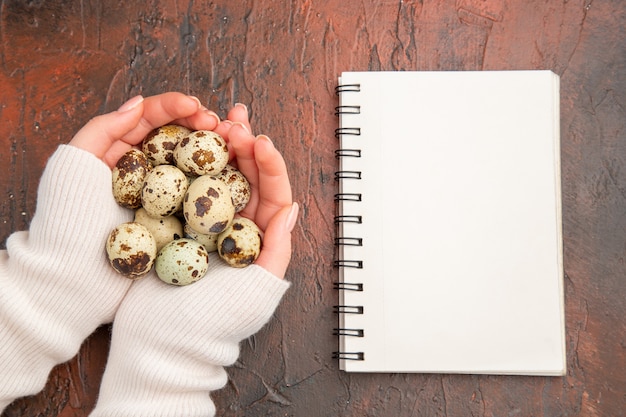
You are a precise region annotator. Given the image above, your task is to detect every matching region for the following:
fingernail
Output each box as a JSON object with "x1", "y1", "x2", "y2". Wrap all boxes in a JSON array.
[
  {"x1": 258, "y1": 134, "x2": 273, "y2": 146},
  {"x1": 118, "y1": 95, "x2": 144, "y2": 112},
  {"x1": 234, "y1": 121, "x2": 250, "y2": 135},
  {"x1": 206, "y1": 109, "x2": 221, "y2": 126},
  {"x1": 285, "y1": 202, "x2": 299, "y2": 233},
  {"x1": 188, "y1": 95, "x2": 202, "y2": 109},
  {"x1": 235, "y1": 102, "x2": 248, "y2": 113}
]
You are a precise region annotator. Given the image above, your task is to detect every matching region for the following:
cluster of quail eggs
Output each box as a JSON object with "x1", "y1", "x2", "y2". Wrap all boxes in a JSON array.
[{"x1": 105, "y1": 124, "x2": 262, "y2": 286}]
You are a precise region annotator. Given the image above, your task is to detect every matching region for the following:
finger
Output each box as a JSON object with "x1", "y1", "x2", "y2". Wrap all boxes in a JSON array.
[
  {"x1": 252, "y1": 135, "x2": 292, "y2": 228},
  {"x1": 118, "y1": 93, "x2": 216, "y2": 147},
  {"x1": 213, "y1": 119, "x2": 233, "y2": 140},
  {"x1": 213, "y1": 120, "x2": 235, "y2": 159},
  {"x1": 255, "y1": 202, "x2": 299, "y2": 278},
  {"x1": 172, "y1": 106, "x2": 221, "y2": 132},
  {"x1": 103, "y1": 140, "x2": 140, "y2": 169},
  {"x1": 215, "y1": 104, "x2": 252, "y2": 161},
  {"x1": 226, "y1": 103, "x2": 252, "y2": 133},
  {"x1": 140, "y1": 93, "x2": 201, "y2": 130},
  {"x1": 229, "y1": 123, "x2": 261, "y2": 214},
  {"x1": 69, "y1": 95, "x2": 145, "y2": 165}
]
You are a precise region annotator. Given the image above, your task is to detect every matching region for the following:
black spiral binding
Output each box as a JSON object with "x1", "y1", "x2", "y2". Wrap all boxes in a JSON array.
[
  {"x1": 332, "y1": 260, "x2": 363, "y2": 269},
  {"x1": 333, "y1": 282, "x2": 363, "y2": 291},
  {"x1": 333, "y1": 82, "x2": 365, "y2": 362},
  {"x1": 334, "y1": 193, "x2": 361, "y2": 202},
  {"x1": 332, "y1": 352, "x2": 365, "y2": 361},
  {"x1": 335, "y1": 149, "x2": 361, "y2": 158},
  {"x1": 334, "y1": 127, "x2": 361, "y2": 138},
  {"x1": 336, "y1": 83, "x2": 361, "y2": 93}
]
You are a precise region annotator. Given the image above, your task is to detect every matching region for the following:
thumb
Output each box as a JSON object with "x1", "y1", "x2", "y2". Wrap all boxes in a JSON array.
[
  {"x1": 254, "y1": 202, "x2": 299, "y2": 279},
  {"x1": 69, "y1": 95, "x2": 145, "y2": 168}
]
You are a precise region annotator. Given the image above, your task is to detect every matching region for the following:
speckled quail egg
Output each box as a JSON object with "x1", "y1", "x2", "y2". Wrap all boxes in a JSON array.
[
  {"x1": 217, "y1": 217, "x2": 262, "y2": 268},
  {"x1": 142, "y1": 165, "x2": 189, "y2": 218},
  {"x1": 216, "y1": 164, "x2": 251, "y2": 213},
  {"x1": 183, "y1": 175, "x2": 235, "y2": 234},
  {"x1": 106, "y1": 222, "x2": 157, "y2": 279},
  {"x1": 112, "y1": 149, "x2": 151, "y2": 209},
  {"x1": 173, "y1": 130, "x2": 229, "y2": 176},
  {"x1": 155, "y1": 238, "x2": 210, "y2": 286},
  {"x1": 134, "y1": 207, "x2": 183, "y2": 251},
  {"x1": 184, "y1": 222, "x2": 219, "y2": 253},
  {"x1": 142, "y1": 124, "x2": 192, "y2": 166}
]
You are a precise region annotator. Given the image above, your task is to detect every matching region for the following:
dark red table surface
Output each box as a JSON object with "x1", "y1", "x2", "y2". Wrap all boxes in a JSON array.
[{"x1": 1, "y1": 1, "x2": 624, "y2": 416}]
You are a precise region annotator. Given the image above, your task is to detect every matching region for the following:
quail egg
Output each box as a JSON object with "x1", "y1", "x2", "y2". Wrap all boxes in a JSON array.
[
  {"x1": 217, "y1": 217, "x2": 262, "y2": 268},
  {"x1": 173, "y1": 130, "x2": 229, "y2": 176},
  {"x1": 134, "y1": 208, "x2": 183, "y2": 251},
  {"x1": 216, "y1": 164, "x2": 251, "y2": 213},
  {"x1": 106, "y1": 222, "x2": 157, "y2": 279},
  {"x1": 142, "y1": 124, "x2": 192, "y2": 166},
  {"x1": 184, "y1": 222, "x2": 219, "y2": 252},
  {"x1": 183, "y1": 175, "x2": 235, "y2": 234},
  {"x1": 155, "y1": 238, "x2": 210, "y2": 286},
  {"x1": 112, "y1": 149, "x2": 151, "y2": 209},
  {"x1": 142, "y1": 165, "x2": 189, "y2": 218}
]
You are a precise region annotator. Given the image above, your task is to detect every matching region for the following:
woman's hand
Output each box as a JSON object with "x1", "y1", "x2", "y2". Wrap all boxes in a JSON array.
[
  {"x1": 70, "y1": 94, "x2": 297, "y2": 279},
  {"x1": 216, "y1": 104, "x2": 297, "y2": 279},
  {"x1": 69, "y1": 93, "x2": 220, "y2": 169}
]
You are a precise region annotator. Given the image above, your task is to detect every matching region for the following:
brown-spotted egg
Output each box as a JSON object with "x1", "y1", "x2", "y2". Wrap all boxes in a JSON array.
[
  {"x1": 155, "y1": 238, "x2": 209, "y2": 286},
  {"x1": 184, "y1": 222, "x2": 219, "y2": 253},
  {"x1": 134, "y1": 208, "x2": 183, "y2": 251},
  {"x1": 173, "y1": 130, "x2": 229, "y2": 176},
  {"x1": 141, "y1": 165, "x2": 189, "y2": 218},
  {"x1": 183, "y1": 175, "x2": 234, "y2": 234},
  {"x1": 106, "y1": 222, "x2": 157, "y2": 279},
  {"x1": 217, "y1": 217, "x2": 262, "y2": 268},
  {"x1": 112, "y1": 149, "x2": 151, "y2": 209},
  {"x1": 216, "y1": 164, "x2": 251, "y2": 213},
  {"x1": 142, "y1": 124, "x2": 191, "y2": 166}
]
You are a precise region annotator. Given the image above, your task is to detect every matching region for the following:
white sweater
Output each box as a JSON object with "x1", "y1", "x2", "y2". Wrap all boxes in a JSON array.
[{"x1": 0, "y1": 145, "x2": 289, "y2": 415}]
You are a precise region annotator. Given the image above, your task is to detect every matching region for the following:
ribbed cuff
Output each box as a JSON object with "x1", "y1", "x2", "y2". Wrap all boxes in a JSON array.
[
  {"x1": 0, "y1": 145, "x2": 134, "y2": 408},
  {"x1": 91, "y1": 258, "x2": 289, "y2": 417}
]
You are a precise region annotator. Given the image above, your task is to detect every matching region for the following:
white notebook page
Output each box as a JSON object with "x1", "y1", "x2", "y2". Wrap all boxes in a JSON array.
[{"x1": 336, "y1": 70, "x2": 565, "y2": 375}]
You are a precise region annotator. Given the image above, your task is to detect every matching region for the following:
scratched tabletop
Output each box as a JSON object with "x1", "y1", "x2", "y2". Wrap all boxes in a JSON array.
[{"x1": 1, "y1": 1, "x2": 625, "y2": 416}]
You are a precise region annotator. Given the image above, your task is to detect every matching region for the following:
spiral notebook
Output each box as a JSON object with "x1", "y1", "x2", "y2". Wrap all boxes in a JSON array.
[{"x1": 333, "y1": 70, "x2": 565, "y2": 375}]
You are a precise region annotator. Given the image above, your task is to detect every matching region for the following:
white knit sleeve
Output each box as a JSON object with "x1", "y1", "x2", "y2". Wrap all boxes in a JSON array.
[
  {"x1": 90, "y1": 257, "x2": 290, "y2": 417},
  {"x1": 0, "y1": 145, "x2": 133, "y2": 411}
]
